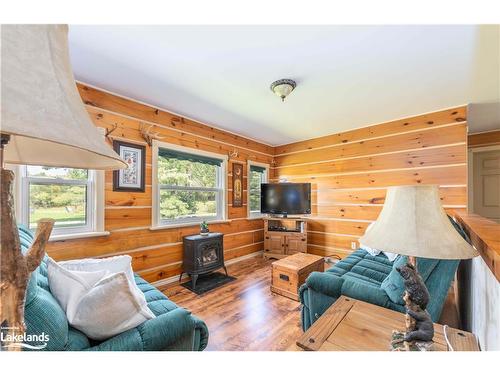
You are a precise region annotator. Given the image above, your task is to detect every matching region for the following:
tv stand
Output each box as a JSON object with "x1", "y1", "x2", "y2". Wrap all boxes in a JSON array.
[{"x1": 263, "y1": 217, "x2": 308, "y2": 260}]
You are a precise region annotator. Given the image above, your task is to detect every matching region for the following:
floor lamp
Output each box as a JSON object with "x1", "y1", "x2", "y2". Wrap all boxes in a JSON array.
[
  {"x1": 1, "y1": 25, "x2": 126, "y2": 351},
  {"x1": 359, "y1": 185, "x2": 478, "y2": 351}
]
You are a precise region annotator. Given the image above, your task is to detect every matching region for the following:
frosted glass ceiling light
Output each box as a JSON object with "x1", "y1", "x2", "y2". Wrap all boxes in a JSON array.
[{"x1": 270, "y1": 79, "x2": 296, "y2": 102}]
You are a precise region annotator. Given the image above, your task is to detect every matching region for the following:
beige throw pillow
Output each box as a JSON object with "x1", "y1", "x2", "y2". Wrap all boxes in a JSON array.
[{"x1": 47, "y1": 255, "x2": 155, "y2": 340}]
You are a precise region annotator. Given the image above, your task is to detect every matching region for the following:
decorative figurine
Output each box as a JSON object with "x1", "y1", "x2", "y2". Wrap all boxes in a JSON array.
[
  {"x1": 391, "y1": 262, "x2": 434, "y2": 351},
  {"x1": 200, "y1": 221, "x2": 209, "y2": 236}
]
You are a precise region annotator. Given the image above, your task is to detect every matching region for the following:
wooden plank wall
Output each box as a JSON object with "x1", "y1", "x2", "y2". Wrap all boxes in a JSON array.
[
  {"x1": 272, "y1": 107, "x2": 468, "y2": 259},
  {"x1": 46, "y1": 83, "x2": 273, "y2": 283},
  {"x1": 45, "y1": 84, "x2": 470, "y2": 282},
  {"x1": 468, "y1": 130, "x2": 500, "y2": 148}
]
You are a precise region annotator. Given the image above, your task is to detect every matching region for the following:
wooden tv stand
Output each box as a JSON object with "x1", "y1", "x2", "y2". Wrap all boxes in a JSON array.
[{"x1": 263, "y1": 217, "x2": 307, "y2": 260}]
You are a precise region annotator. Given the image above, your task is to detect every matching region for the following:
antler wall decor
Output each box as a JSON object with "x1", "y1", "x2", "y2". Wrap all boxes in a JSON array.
[
  {"x1": 105, "y1": 124, "x2": 118, "y2": 143},
  {"x1": 228, "y1": 148, "x2": 239, "y2": 159},
  {"x1": 140, "y1": 123, "x2": 165, "y2": 146}
]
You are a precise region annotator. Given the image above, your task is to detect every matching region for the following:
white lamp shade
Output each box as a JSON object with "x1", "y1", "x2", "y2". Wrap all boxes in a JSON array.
[
  {"x1": 1, "y1": 25, "x2": 126, "y2": 170},
  {"x1": 359, "y1": 185, "x2": 478, "y2": 259}
]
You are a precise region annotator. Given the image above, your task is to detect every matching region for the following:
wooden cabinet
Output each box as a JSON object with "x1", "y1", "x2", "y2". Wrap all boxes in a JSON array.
[
  {"x1": 264, "y1": 218, "x2": 307, "y2": 260},
  {"x1": 268, "y1": 234, "x2": 285, "y2": 254},
  {"x1": 286, "y1": 235, "x2": 307, "y2": 254}
]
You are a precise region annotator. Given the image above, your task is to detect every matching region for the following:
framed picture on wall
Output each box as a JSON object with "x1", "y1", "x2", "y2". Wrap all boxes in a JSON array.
[
  {"x1": 113, "y1": 140, "x2": 146, "y2": 192},
  {"x1": 232, "y1": 162, "x2": 243, "y2": 207}
]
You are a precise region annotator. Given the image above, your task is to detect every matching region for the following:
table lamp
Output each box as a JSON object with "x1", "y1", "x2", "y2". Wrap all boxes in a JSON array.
[
  {"x1": 1, "y1": 25, "x2": 127, "y2": 350},
  {"x1": 358, "y1": 185, "x2": 478, "y2": 351}
]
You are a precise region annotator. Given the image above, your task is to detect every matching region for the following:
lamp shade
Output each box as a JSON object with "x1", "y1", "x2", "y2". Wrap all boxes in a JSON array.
[
  {"x1": 1, "y1": 25, "x2": 126, "y2": 170},
  {"x1": 359, "y1": 185, "x2": 478, "y2": 259}
]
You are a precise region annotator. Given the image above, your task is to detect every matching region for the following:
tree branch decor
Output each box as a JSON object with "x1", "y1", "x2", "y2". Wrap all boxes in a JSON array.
[{"x1": 0, "y1": 168, "x2": 54, "y2": 351}]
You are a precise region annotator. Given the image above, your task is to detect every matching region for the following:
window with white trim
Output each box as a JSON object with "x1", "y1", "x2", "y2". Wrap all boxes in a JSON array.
[
  {"x1": 153, "y1": 143, "x2": 226, "y2": 226},
  {"x1": 248, "y1": 162, "x2": 269, "y2": 218},
  {"x1": 18, "y1": 166, "x2": 103, "y2": 237}
]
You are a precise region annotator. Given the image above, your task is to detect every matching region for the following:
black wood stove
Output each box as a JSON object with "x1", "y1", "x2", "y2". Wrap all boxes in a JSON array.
[{"x1": 180, "y1": 232, "x2": 227, "y2": 290}]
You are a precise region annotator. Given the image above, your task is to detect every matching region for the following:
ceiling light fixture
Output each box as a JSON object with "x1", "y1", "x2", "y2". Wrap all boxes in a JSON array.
[{"x1": 270, "y1": 79, "x2": 296, "y2": 102}]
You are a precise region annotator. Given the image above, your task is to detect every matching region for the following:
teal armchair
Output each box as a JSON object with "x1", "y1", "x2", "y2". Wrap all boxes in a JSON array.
[{"x1": 19, "y1": 225, "x2": 208, "y2": 351}]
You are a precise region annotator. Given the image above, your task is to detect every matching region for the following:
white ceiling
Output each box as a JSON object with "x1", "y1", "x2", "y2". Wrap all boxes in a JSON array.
[{"x1": 69, "y1": 25, "x2": 500, "y2": 146}]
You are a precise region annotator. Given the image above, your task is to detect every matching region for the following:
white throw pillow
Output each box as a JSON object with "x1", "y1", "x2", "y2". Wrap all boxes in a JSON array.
[
  {"x1": 360, "y1": 244, "x2": 381, "y2": 256},
  {"x1": 58, "y1": 256, "x2": 146, "y2": 304},
  {"x1": 47, "y1": 256, "x2": 155, "y2": 340},
  {"x1": 382, "y1": 251, "x2": 399, "y2": 262}
]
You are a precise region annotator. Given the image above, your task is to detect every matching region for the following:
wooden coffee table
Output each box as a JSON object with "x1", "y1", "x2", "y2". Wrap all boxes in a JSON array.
[
  {"x1": 271, "y1": 253, "x2": 324, "y2": 301},
  {"x1": 296, "y1": 296, "x2": 479, "y2": 351}
]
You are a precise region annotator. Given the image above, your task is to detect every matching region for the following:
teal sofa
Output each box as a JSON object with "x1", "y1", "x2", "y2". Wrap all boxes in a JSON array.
[
  {"x1": 299, "y1": 218, "x2": 468, "y2": 331},
  {"x1": 19, "y1": 226, "x2": 209, "y2": 351}
]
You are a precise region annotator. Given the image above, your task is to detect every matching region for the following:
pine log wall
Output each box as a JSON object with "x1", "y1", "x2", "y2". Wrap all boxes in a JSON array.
[
  {"x1": 272, "y1": 106, "x2": 468, "y2": 259},
  {"x1": 468, "y1": 130, "x2": 500, "y2": 148},
  {"x1": 45, "y1": 84, "x2": 469, "y2": 283},
  {"x1": 45, "y1": 83, "x2": 274, "y2": 284}
]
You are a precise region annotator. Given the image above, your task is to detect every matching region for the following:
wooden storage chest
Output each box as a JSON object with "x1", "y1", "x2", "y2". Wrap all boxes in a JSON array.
[{"x1": 271, "y1": 253, "x2": 324, "y2": 301}]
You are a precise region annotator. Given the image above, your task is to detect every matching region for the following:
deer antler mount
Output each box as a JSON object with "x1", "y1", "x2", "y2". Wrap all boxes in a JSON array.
[
  {"x1": 140, "y1": 123, "x2": 165, "y2": 146},
  {"x1": 228, "y1": 148, "x2": 239, "y2": 159}
]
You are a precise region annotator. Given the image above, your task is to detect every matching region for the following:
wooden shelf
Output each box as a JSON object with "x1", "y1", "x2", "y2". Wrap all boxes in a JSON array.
[{"x1": 453, "y1": 209, "x2": 500, "y2": 282}]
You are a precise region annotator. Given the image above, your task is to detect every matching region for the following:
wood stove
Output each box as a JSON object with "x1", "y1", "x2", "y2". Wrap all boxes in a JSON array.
[{"x1": 180, "y1": 232, "x2": 227, "y2": 290}]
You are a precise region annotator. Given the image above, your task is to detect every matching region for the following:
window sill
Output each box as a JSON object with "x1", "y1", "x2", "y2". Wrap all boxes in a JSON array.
[
  {"x1": 150, "y1": 219, "x2": 231, "y2": 231},
  {"x1": 49, "y1": 231, "x2": 110, "y2": 242},
  {"x1": 248, "y1": 214, "x2": 266, "y2": 220}
]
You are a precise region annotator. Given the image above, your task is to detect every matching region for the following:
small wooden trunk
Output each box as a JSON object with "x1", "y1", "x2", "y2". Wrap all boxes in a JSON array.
[{"x1": 271, "y1": 253, "x2": 324, "y2": 301}]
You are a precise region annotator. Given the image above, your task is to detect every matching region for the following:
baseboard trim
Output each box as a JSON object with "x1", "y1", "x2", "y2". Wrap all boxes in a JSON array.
[{"x1": 151, "y1": 250, "x2": 264, "y2": 289}]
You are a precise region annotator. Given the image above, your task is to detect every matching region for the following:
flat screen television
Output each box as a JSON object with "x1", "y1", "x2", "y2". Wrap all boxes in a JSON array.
[{"x1": 261, "y1": 183, "x2": 311, "y2": 216}]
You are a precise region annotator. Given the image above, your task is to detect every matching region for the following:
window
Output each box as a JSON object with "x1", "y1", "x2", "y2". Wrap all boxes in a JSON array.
[
  {"x1": 17, "y1": 165, "x2": 104, "y2": 238},
  {"x1": 248, "y1": 162, "x2": 269, "y2": 218},
  {"x1": 153, "y1": 142, "x2": 227, "y2": 227}
]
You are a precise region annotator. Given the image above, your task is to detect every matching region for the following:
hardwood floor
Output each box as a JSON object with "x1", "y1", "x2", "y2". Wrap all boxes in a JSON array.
[
  {"x1": 162, "y1": 255, "x2": 303, "y2": 351},
  {"x1": 162, "y1": 253, "x2": 460, "y2": 351}
]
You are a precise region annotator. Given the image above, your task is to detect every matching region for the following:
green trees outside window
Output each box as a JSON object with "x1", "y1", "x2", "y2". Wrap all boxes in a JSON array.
[
  {"x1": 157, "y1": 152, "x2": 221, "y2": 221},
  {"x1": 249, "y1": 164, "x2": 267, "y2": 216},
  {"x1": 26, "y1": 166, "x2": 89, "y2": 229}
]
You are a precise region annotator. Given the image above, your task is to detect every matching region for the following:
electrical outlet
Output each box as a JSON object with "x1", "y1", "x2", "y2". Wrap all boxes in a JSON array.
[{"x1": 351, "y1": 241, "x2": 357, "y2": 250}]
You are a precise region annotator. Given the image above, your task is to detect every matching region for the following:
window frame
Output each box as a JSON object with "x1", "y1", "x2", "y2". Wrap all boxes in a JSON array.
[
  {"x1": 247, "y1": 160, "x2": 270, "y2": 219},
  {"x1": 152, "y1": 140, "x2": 228, "y2": 229},
  {"x1": 16, "y1": 165, "x2": 106, "y2": 239}
]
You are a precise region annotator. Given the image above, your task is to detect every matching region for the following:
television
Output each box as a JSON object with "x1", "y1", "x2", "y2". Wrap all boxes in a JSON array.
[{"x1": 261, "y1": 183, "x2": 311, "y2": 216}]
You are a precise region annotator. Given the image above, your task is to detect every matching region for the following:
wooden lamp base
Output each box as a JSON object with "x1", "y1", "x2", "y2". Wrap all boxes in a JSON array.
[{"x1": 0, "y1": 135, "x2": 54, "y2": 351}]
